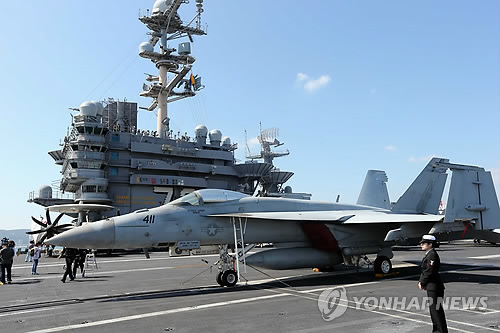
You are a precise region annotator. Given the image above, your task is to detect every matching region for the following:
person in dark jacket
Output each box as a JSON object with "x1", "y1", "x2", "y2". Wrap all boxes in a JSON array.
[
  {"x1": 418, "y1": 235, "x2": 448, "y2": 333},
  {"x1": 0, "y1": 239, "x2": 15, "y2": 285},
  {"x1": 58, "y1": 247, "x2": 76, "y2": 283},
  {"x1": 72, "y1": 249, "x2": 87, "y2": 278}
]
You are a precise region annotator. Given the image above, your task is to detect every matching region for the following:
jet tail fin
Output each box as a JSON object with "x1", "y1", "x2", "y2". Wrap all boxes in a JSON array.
[
  {"x1": 391, "y1": 158, "x2": 449, "y2": 214},
  {"x1": 445, "y1": 168, "x2": 500, "y2": 230},
  {"x1": 357, "y1": 170, "x2": 391, "y2": 209}
]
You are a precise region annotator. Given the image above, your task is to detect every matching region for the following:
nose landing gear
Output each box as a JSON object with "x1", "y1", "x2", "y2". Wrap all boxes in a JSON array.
[
  {"x1": 216, "y1": 245, "x2": 238, "y2": 287},
  {"x1": 217, "y1": 269, "x2": 238, "y2": 287}
]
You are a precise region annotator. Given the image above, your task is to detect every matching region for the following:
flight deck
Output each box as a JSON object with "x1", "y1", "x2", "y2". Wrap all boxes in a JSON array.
[{"x1": 1, "y1": 240, "x2": 499, "y2": 333}]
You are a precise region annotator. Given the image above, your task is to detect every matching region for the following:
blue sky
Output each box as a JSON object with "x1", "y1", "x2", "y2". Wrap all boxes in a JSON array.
[{"x1": 0, "y1": 1, "x2": 498, "y2": 230}]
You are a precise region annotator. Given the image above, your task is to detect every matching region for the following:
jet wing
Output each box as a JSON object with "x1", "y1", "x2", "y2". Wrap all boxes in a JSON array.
[{"x1": 207, "y1": 211, "x2": 443, "y2": 224}]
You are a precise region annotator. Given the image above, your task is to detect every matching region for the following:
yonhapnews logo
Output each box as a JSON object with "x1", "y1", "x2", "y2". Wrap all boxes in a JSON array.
[
  {"x1": 317, "y1": 286, "x2": 489, "y2": 321},
  {"x1": 317, "y1": 286, "x2": 348, "y2": 321}
]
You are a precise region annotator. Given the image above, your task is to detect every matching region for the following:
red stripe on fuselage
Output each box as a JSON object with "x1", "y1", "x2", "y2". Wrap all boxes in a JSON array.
[{"x1": 301, "y1": 224, "x2": 340, "y2": 252}]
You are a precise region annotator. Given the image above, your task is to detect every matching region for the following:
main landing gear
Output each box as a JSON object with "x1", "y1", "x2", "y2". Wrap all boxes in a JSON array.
[{"x1": 374, "y1": 256, "x2": 392, "y2": 274}]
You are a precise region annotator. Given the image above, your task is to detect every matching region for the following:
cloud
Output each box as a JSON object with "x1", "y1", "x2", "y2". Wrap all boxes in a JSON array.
[
  {"x1": 248, "y1": 136, "x2": 260, "y2": 147},
  {"x1": 304, "y1": 75, "x2": 331, "y2": 92},
  {"x1": 296, "y1": 73, "x2": 331, "y2": 92},
  {"x1": 245, "y1": 137, "x2": 261, "y2": 156},
  {"x1": 384, "y1": 145, "x2": 397, "y2": 151},
  {"x1": 297, "y1": 73, "x2": 309, "y2": 81}
]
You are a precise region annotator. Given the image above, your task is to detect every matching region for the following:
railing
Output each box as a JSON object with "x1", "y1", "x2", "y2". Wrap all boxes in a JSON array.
[
  {"x1": 138, "y1": 9, "x2": 152, "y2": 18},
  {"x1": 70, "y1": 169, "x2": 106, "y2": 180},
  {"x1": 70, "y1": 134, "x2": 106, "y2": 144},
  {"x1": 28, "y1": 189, "x2": 75, "y2": 201},
  {"x1": 68, "y1": 151, "x2": 106, "y2": 161},
  {"x1": 77, "y1": 192, "x2": 110, "y2": 202}
]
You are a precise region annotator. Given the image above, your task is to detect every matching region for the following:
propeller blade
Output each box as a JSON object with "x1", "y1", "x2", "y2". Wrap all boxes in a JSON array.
[
  {"x1": 54, "y1": 224, "x2": 73, "y2": 232},
  {"x1": 35, "y1": 233, "x2": 44, "y2": 244},
  {"x1": 52, "y1": 213, "x2": 64, "y2": 227},
  {"x1": 31, "y1": 216, "x2": 46, "y2": 228},
  {"x1": 39, "y1": 233, "x2": 48, "y2": 244},
  {"x1": 46, "y1": 210, "x2": 52, "y2": 226},
  {"x1": 26, "y1": 230, "x2": 44, "y2": 235}
]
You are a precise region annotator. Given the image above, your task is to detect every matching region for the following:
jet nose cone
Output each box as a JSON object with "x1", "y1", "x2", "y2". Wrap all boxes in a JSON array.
[{"x1": 47, "y1": 219, "x2": 115, "y2": 249}]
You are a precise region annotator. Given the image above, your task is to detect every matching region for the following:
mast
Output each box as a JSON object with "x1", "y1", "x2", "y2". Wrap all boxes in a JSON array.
[{"x1": 138, "y1": 0, "x2": 206, "y2": 138}]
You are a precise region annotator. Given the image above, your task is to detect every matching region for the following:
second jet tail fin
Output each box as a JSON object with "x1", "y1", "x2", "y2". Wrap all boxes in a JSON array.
[
  {"x1": 391, "y1": 158, "x2": 449, "y2": 215},
  {"x1": 445, "y1": 167, "x2": 500, "y2": 230},
  {"x1": 357, "y1": 170, "x2": 391, "y2": 209}
]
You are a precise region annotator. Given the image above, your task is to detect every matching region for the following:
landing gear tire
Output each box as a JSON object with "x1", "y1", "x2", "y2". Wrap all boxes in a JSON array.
[
  {"x1": 216, "y1": 272, "x2": 224, "y2": 287},
  {"x1": 374, "y1": 256, "x2": 392, "y2": 274},
  {"x1": 221, "y1": 270, "x2": 238, "y2": 287}
]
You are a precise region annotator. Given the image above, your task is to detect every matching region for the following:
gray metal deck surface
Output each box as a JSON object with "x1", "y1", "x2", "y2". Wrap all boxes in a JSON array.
[{"x1": 1, "y1": 240, "x2": 499, "y2": 333}]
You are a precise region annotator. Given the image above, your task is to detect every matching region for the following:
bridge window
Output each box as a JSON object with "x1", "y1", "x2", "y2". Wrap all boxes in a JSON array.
[{"x1": 82, "y1": 185, "x2": 97, "y2": 193}]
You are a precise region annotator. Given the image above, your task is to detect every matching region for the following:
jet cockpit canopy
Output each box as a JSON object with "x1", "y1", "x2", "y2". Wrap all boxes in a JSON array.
[{"x1": 169, "y1": 189, "x2": 249, "y2": 206}]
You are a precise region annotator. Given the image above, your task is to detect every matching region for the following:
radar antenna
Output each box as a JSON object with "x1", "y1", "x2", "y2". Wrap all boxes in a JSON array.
[{"x1": 246, "y1": 123, "x2": 290, "y2": 164}]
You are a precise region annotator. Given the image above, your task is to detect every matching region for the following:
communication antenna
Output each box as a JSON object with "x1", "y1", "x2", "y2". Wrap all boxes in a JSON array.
[
  {"x1": 195, "y1": 0, "x2": 204, "y2": 30},
  {"x1": 244, "y1": 130, "x2": 252, "y2": 157}
]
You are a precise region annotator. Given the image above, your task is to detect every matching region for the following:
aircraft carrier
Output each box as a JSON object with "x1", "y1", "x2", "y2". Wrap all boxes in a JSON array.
[
  {"x1": 1, "y1": 240, "x2": 499, "y2": 332},
  {"x1": 13, "y1": 1, "x2": 499, "y2": 332},
  {"x1": 27, "y1": 0, "x2": 303, "y2": 229}
]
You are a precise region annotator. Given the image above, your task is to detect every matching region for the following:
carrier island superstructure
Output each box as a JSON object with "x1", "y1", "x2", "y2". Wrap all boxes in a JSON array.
[{"x1": 28, "y1": 0, "x2": 305, "y2": 225}]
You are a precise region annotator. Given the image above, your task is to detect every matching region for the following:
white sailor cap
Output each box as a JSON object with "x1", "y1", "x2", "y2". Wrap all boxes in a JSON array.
[{"x1": 419, "y1": 234, "x2": 436, "y2": 244}]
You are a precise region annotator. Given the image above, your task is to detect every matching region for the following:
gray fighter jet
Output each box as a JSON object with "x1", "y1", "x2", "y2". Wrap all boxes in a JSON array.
[{"x1": 48, "y1": 158, "x2": 499, "y2": 286}]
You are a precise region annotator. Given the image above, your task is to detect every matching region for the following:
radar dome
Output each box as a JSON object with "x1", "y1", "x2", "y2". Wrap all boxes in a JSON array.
[
  {"x1": 79, "y1": 101, "x2": 98, "y2": 117},
  {"x1": 94, "y1": 101, "x2": 104, "y2": 116},
  {"x1": 139, "y1": 41, "x2": 154, "y2": 53},
  {"x1": 152, "y1": 0, "x2": 173, "y2": 15},
  {"x1": 222, "y1": 136, "x2": 231, "y2": 147},
  {"x1": 195, "y1": 125, "x2": 208, "y2": 145},
  {"x1": 195, "y1": 125, "x2": 208, "y2": 137},
  {"x1": 209, "y1": 129, "x2": 222, "y2": 145},
  {"x1": 39, "y1": 185, "x2": 52, "y2": 199}
]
